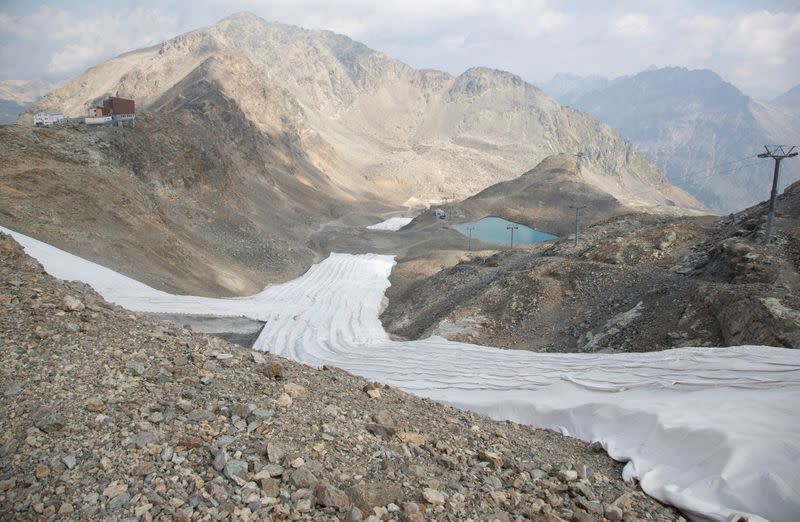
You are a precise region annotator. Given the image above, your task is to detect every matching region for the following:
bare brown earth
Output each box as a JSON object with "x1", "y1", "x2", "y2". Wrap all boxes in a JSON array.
[
  {"x1": 0, "y1": 233, "x2": 683, "y2": 521},
  {"x1": 0, "y1": 112, "x2": 374, "y2": 297},
  {"x1": 382, "y1": 181, "x2": 800, "y2": 352}
]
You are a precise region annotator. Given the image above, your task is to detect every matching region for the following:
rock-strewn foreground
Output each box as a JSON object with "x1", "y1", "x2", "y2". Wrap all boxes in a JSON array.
[{"x1": 0, "y1": 234, "x2": 681, "y2": 521}]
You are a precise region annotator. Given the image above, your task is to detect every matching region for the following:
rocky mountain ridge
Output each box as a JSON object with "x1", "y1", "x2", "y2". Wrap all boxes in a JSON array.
[
  {"x1": 451, "y1": 154, "x2": 703, "y2": 236},
  {"x1": 24, "y1": 12, "x2": 698, "y2": 209}
]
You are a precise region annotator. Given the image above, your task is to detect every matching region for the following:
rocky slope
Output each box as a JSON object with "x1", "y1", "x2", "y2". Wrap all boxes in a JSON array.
[
  {"x1": 544, "y1": 68, "x2": 800, "y2": 213},
  {"x1": 0, "y1": 97, "x2": 362, "y2": 296},
  {"x1": 0, "y1": 232, "x2": 682, "y2": 521},
  {"x1": 382, "y1": 180, "x2": 800, "y2": 352}
]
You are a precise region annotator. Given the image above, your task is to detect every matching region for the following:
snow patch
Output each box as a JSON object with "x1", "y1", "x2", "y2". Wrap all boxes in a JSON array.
[
  {"x1": 366, "y1": 217, "x2": 413, "y2": 231},
  {"x1": 3, "y1": 225, "x2": 799, "y2": 522}
]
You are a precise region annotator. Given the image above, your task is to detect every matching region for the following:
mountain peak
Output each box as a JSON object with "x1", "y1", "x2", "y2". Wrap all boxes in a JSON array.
[
  {"x1": 774, "y1": 84, "x2": 800, "y2": 110},
  {"x1": 215, "y1": 11, "x2": 277, "y2": 29},
  {"x1": 210, "y1": 11, "x2": 307, "y2": 39},
  {"x1": 460, "y1": 67, "x2": 521, "y2": 81},
  {"x1": 222, "y1": 11, "x2": 261, "y2": 22}
]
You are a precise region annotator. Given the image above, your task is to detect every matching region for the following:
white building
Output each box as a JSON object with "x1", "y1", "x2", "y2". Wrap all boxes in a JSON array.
[
  {"x1": 112, "y1": 113, "x2": 135, "y2": 127},
  {"x1": 85, "y1": 116, "x2": 113, "y2": 126},
  {"x1": 32, "y1": 111, "x2": 64, "y2": 126}
]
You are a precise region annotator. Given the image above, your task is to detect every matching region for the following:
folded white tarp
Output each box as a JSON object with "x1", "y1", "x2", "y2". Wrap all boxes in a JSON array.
[{"x1": 2, "y1": 224, "x2": 799, "y2": 522}]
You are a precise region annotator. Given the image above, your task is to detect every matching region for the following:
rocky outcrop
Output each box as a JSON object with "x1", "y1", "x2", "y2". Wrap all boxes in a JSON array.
[{"x1": 699, "y1": 289, "x2": 800, "y2": 348}]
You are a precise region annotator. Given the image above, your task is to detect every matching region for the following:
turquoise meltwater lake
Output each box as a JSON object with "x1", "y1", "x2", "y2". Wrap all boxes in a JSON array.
[{"x1": 453, "y1": 217, "x2": 557, "y2": 245}]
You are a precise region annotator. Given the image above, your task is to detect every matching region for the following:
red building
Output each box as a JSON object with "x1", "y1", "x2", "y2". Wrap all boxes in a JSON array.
[{"x1": 102, "y1": 96, "x2": 135, "y2": 115}]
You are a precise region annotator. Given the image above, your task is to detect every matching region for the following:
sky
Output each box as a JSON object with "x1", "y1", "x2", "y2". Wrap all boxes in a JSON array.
[{"x1": 0, "y1": 0, "x2": 798, "y2": 99}]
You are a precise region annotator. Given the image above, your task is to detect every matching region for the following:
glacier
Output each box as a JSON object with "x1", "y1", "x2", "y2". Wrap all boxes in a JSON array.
[{"x1": 366, "y1": 217, "x2": 414, "y2": 231}]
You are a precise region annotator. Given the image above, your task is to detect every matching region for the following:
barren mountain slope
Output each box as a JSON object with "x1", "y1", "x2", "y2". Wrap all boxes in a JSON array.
[
  {"x1": 23, "y1": 12, "x2": 698, "y2": 209},
  {"x1": 382, "y1": 181, "x2": 800, "y2": 351}
]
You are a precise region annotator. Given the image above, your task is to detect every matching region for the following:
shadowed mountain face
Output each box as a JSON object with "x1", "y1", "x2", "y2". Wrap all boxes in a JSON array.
[
  {"x1": 2, "y1": 13, "x2": 703, "y2": 296},
  {"x1": 543, "y1": 68, "x2": 800, "y2": 213},
  {"x1": 0, "y1": 95, "x2": 349, "y2": 297}
]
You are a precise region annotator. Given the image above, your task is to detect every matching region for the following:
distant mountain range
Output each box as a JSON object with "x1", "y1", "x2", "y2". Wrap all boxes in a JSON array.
[
  {"x1": 540, "y1": 68, "x2": 800, "y2": 212},
  {"x1": 0, "y1": 80, "x2": 56, "y2": 124}
]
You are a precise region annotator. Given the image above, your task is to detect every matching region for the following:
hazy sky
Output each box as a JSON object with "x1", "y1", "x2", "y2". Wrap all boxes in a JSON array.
[{"x1": 1, "y1": 0, "x2": 798, "y2": 98}]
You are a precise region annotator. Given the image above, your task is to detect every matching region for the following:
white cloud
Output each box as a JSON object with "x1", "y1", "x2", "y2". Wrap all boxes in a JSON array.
[
  {"x1": 610, "y1": 13, "x2": 656, "y2": 39},
  {"x1": 0, "y1": 5, "x2": 181, "y2": 76},
  {"x1": 0, "y1": 1, "x2": 798, "y2": 97},
  {"x1": 724, "y1": 10, "x2": 800, "y2": 66},
  {"x1": 434, "y1": 35, "x2": 466, "y2": 51},
  {"x1": 524, "y1": 9, "x2": 568, "y2": 37},
  {"x1": 300, "y1": 14, "x2": 367, "y2": 39}
]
